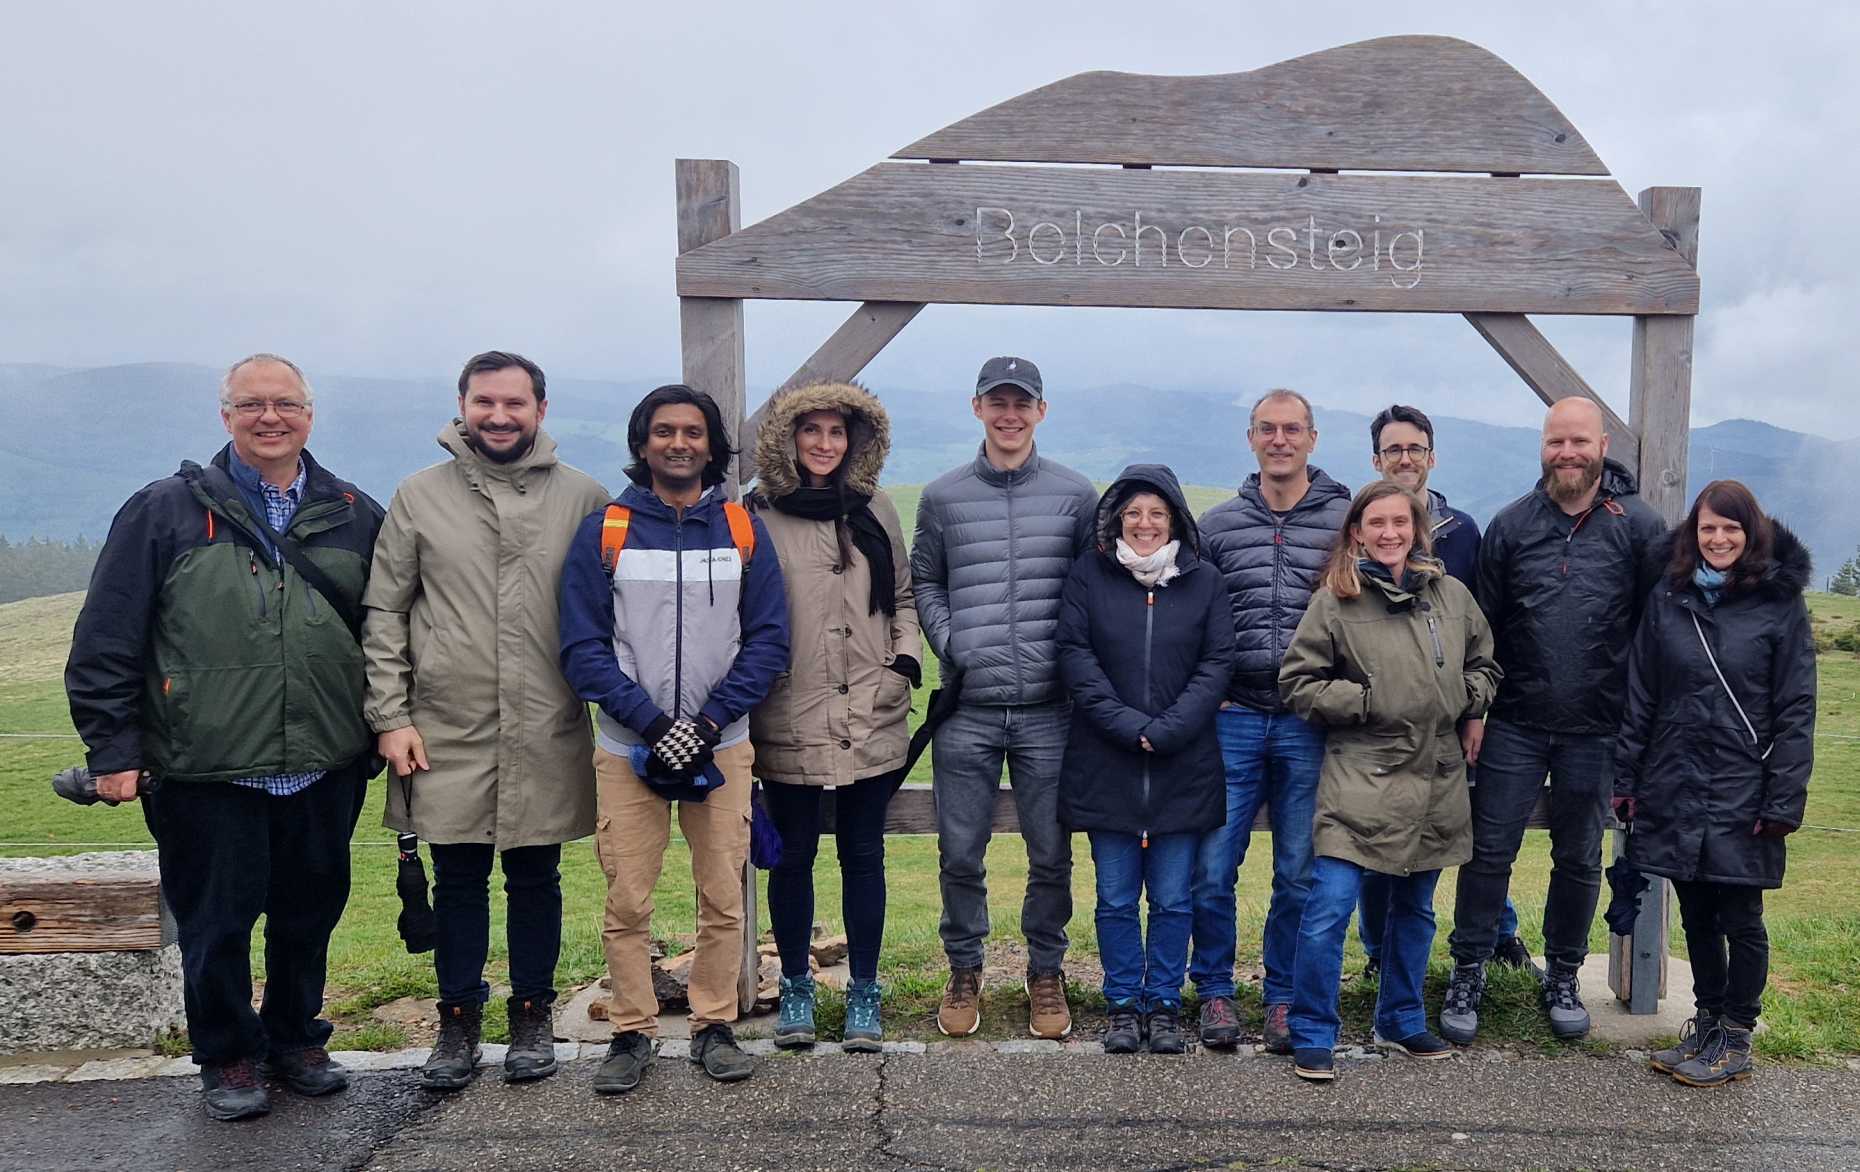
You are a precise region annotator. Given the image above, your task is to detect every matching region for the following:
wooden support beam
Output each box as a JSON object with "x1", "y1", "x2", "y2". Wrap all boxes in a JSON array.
[
  {"x1": 675, "y1": 159, "x2": 748, "y2": 498},
  {"x1": 1463, "y1": 312, "x2": 1639, "y2": 476},
  {"x1": 737, "y1": 301, "x2": 926, "y2": 483},
  {"x1": 1, "y1": 873, "x2": 171, "y2": 954}
]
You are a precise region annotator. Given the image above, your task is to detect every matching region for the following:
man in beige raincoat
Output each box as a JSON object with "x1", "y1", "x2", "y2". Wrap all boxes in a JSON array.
[{"x1": 362, "y1": 351, "x2": 610, "y2": 1090}]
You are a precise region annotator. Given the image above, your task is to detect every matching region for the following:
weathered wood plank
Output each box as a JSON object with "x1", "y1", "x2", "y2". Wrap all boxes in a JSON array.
[
  {"x1": 675, "y1": 159, "x2": 748, "y2": 497},
  {"x1": 738, "y1": 301, "x2": 925, "y2": 484},
  {"x1": 1, "y1": 874, "x2": 166, "y2": 954},
  {"x1": 676, "y1": 164, "x2": 1698, "y2": 316},
  {"x1": 895, "y1": 37, "x2": 1606, "y2": 176},
  {"x1": 1464, "y1": 312, "x2": 1640, "y2": 474}
]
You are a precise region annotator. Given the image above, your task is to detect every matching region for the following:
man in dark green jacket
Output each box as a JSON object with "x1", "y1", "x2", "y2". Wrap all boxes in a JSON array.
[{"x1": 66, "y1": 354, "x2": 384, "y2": 1122}]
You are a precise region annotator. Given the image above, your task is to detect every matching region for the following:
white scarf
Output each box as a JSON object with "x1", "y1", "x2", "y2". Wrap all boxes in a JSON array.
[{"x1": 1115, "y1": 538, "x2": 1181, "y2": 588}]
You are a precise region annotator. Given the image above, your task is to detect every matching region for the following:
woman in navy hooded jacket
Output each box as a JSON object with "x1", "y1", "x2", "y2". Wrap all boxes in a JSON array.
[{"x1": 1057, "y1": 465, "x2": 1235, "y2": 1055}]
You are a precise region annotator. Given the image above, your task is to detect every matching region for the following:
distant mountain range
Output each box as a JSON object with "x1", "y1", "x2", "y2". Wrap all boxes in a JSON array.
[{"x1": 5, "y1": 362, "x2": 1855, "y2": 583}]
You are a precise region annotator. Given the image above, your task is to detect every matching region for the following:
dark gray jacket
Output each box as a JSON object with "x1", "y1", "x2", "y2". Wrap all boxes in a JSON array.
[
  {"x1": 1199, "y1": 467, "x2": 1352, "y2": 712},
  {"x1": 911, "y1": 444, "x2": 1097, "y2": 707}
]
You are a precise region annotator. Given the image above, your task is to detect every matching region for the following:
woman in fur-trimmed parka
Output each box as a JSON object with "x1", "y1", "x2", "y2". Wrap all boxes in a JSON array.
[{"x1": 747, "y1": 381, "x2": 919, "y2": 1052}]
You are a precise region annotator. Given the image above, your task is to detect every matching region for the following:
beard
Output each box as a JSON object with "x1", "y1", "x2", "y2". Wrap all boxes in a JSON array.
[
  {"x1": 469, "y1": 426, "x2": 536, "y2": 464},
  {"x1": 1541, "y1": 456, "x2": 1601, "y2": 505}
]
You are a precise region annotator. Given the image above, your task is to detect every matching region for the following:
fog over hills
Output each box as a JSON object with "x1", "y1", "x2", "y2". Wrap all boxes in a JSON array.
[{"x1": 5, "y1": 363, "x2": 1854, "y2": 581}]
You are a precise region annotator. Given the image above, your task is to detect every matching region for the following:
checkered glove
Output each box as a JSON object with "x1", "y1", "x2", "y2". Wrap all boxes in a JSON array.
[{"x1": 644, "y1": 715, "x2": 719, "y2": 779}]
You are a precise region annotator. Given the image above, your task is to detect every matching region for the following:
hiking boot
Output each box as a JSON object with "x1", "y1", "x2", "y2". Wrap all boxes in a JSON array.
[
  {"x1": 843, "y1": 978, "x2": 883, "y2": 1053},
  {"x1": 1103, "y1": 1003, "x2": 1143, "y2": 1054},
  {"x1": 1026, "y1": 971, "x2": 1073, "y2": 1040},
  {"x1": 1292, "y1": 1048, "x2": 1336, "y2": 1082},
  {"x1": 1650, "y1": 1012, "x2": 1717, "y2": 1074},
  {"x1": 1542, "y1": 965, "x2": 1591, "y2": 1040},
  {"x1": 1147, "y1": 1005, "x2": 1186, "y2": 1054},
  {"x1": 422, "y1": 1001, "x2": 483, "y2": 1091},
  {"x1": 1670, "y1": 1022, "x2": 1754, "y2": 1088},
  {"x1": 1439, "y1": 962, "x2": 1485, "y2": 1045},
  {"x1": 200, "y1": 1058, "x2": 270, "y2": 1121},
  {"x1": 593, "y1": 1030, "x2": 653, "y2": 1095},
  {"x1": 690, "y1": 1023, "x2": 756, "y2": 1082},
  {"x1": 937, "y1": 966, "x2": 984, "y2": 1037},
  {"x1": 504, "y1": 995, "x2": 559, "y2": 1083},
  {"x1": 260, "y1": 1045, "x2": 349, "y2": 1096},
  {"x1": 1261, "y1": 1002, "x2": 1292, "y2": 1055},
  {"x1": 774, "y1": 974, "x2": 817, "y2": 1049},
  {"x1": 1360, "y1": 955, "x2": 1381, "y2": 983},
  {"x1": 1374, "y1": 1028, "x2": 1455, "y2": 1060},
  {"x1": 1492, "y1": 935, "x2": 1544, "y2": 981},
  {"x1": 1197, "y1": 994, "x2": 1240, "y2": 1048}
]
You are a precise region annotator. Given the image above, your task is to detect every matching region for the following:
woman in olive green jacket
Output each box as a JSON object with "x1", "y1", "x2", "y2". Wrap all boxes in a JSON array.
[{"x1": 1277, "y1": 481, "x2": 1501, "y2": 1081}]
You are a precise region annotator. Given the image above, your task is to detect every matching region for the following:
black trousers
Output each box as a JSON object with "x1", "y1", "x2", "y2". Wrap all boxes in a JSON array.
[
  {"x1": 143, "y1": 762, "x2": 366, "y2": 1066},
  {"x1": 428, "y1": 842, "x2": 563, "y2": 1007},
  {"x1": 763, "y1": 777, "x2": 891, "y2": 982},
  {"x1": 1671, "y1": 878, "x2": 1768, "y2": 1027}
]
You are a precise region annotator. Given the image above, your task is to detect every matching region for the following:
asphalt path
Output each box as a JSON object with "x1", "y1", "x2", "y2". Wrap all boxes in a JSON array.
[{"x1": 5, "y1": 1050, "x2": 1859, "y2": 1171}]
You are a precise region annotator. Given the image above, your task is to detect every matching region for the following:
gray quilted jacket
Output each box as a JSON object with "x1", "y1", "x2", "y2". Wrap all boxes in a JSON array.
[
  {"x1": 911, "y1": 445, "x2": 1098, "y2": 706},
  {"x1": 1199, "y1": 467, "x2": 1352, "y2": 713}
]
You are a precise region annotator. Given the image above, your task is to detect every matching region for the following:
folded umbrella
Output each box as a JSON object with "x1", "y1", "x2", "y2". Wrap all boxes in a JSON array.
[
  {"x1": 1603, "y1": 856, "x2": 1651, "y2": 936},
  {"x1": 395, "y1": 832, "x2": 437, "y2": 954}
]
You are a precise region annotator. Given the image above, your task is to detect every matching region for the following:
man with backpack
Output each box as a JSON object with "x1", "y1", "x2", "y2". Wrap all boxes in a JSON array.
[{"x1": 558, "y1": 384, "x2": 788, "y2": 1093}]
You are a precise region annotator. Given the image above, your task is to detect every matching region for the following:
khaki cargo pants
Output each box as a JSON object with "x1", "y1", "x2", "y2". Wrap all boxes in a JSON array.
[{"x1": 592, "y1": 740, "x2": 754, "y2": 1036}]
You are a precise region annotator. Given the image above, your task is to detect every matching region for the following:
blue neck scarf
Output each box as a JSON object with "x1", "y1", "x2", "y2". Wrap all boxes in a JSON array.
[{"x1": 1693, "y1": 564, "x2": 1727, "y2": 607}]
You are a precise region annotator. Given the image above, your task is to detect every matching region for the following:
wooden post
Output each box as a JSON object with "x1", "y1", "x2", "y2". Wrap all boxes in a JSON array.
[
  {"x1": 1610, "y1": 184, "x2": 1700, "y2": 1014},
  {"x1": 675, "y1": 159, "x2": 748, "y2": 495}
]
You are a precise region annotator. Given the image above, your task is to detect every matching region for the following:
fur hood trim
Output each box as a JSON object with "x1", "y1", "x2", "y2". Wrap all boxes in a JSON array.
[
  {"x1": 1650, "y1": 518, "x2": 1813, "y2": 601},
  {"x1": 751, "y1": 381, "x2": 891, "y2": 499}
]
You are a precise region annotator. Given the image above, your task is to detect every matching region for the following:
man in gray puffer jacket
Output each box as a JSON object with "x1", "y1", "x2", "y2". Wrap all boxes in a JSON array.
[{"x1": 912, "y1": 356, "x2": 1097, "y2": 1041}]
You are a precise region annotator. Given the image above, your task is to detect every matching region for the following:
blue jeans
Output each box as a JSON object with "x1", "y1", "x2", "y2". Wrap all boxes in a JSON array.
[
  {"x1": 1088, "y1": 830, "x2": 1198, "y2": 1009},
  {"x1": 1188, "y1": 705, "x2": 1324, "y2": 1004},
  {"x1": 1360, "y1": 881, "x2": 1515, "y2": 961},
  {"x1": 1290, "y1": 856, "x2": 1441, "y2": 1052}
]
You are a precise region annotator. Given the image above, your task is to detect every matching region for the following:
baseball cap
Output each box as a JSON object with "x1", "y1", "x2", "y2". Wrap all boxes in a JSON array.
[{"x1": 974, "y1": 356, "x2": 1043, "y2": 401}]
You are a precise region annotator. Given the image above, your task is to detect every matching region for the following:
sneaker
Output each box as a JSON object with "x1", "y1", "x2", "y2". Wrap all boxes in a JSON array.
[
  {"x1": 1492, "y1": 935, "x2": 1544, "y2": 981},
  {"x1": 937, "y1": 967, "x2": 984, "y2": 1037},
  {"x1": 593, "y1": 1030, "x2": 653, "y2": 1095},
  {"x1": 260, "y1": 1045, "x2": 349, "y2": 1096},
  {"x1": 1261, "y1": 1003, "x2": 1292, "y2": 1055},
  {"x1": 1197, "y1": 995, "x2": 1240, "y2": 1048},
  {"x1": 1650, "y1": 1012, "x2": 1717, "y2": 1074},
  {"x1": 690, "y1": 1022, "x2": 756, "y2": 1082},
  {"x1": 201, "y1": 1058, "x2": 270, "y2": 1121},
  {"x1": 1103, "y1": 1003, "x2": 1143, "y2": 1054},
  {"x1": 1292, "y1": 1047, "x2": 1336, "y2": 1082},
  {"x1": 1360, "y1": 956, "x2": 1381, "y2": 983},
  {"x1": 1147, "y1": 1005, "x2": 1185, "y2": 1054},
  {"x1": 1670, "y1": 1022, "x2": 1754, "y2": 1088},
  {"x1": 1542, "y1": 965, "x2": 1591, "y2": 1040},
  {"x1": 843, "y1": 978, "x2": 883, "y2": 1053},
  {"x1": 774, "y1": 974, "x2": 817, "y2": 1049},
  {"x1": 421, "y1": 1001, "x2": 484, "y2": 1092},
  {"x1": 1439, "y1": 962, "x2": 1485, "y2": 1045},
  {"x1": 1374, "y1": 1029, "x2": 1455, "y2": 1060},
  {"x1": 1026, "y1": 971, "x2": 1074, "y2": 1039},
  {"x1": 504, "y1": 995, "x2": 559, "y2": 1083}
]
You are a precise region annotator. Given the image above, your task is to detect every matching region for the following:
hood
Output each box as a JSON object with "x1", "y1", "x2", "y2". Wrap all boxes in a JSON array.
[
  {"x1": 1649, "y1": 518, "x2": 1813, "y2": 602},
  {"x1": 438, "y1": 418, "x2": 560, "y2": 482},
  {"x1": 1096, "y1": 463, "x2": 1200, "y2": 561},
  {"x1": 751, "y1": 381, "x2": 891, "y2": 499},
  {"x1": 1240, "y1": 465, "x2": 1351, "y2": 516}
]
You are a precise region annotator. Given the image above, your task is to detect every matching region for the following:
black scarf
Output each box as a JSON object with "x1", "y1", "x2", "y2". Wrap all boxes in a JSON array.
[{"x1": 770, "y1": 487, "x2": 897, "y2": 616}]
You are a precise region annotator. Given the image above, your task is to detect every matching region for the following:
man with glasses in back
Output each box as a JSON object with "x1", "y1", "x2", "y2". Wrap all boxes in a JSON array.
[{"x1": 66, "y1": 354, "x2": 384, "y2": 1121}]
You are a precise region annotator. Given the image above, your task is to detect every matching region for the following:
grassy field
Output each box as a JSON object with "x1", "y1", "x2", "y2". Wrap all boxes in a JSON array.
[{"x1": 5, "y1": 525, "x2": 1859, "y2": 1060}]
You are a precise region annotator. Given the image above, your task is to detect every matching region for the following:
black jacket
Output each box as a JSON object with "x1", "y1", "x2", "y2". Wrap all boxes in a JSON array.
[
  {"x1": 1616, "y1": 525, "x2": 1816, "y2": 888},
  {"x1": 1057, "y1": 465, "x2": 1236, "y2": 837},
  {"x1": 1477, "y1": 460, "x2": 1667, "y2": 735},
  {"x1": 1198, "y1": 467, "x2": 1350, "y2": 712}
]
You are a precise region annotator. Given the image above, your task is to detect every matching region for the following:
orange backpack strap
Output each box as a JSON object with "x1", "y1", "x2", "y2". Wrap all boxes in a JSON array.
[
  {"x1": 599, "y1": 505, "x2": 631, "y2": 575},
  {"x1": 723, "y1": 501, "x2": 756, "y2": 566}
]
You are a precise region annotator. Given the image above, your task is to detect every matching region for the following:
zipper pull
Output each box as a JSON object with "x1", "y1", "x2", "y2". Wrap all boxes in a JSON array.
[
  {"x1": 250, "y1": 553, "x2": 258, "y2": 575},
  {"x1": 1141, "y1": 831, "x2": 1149, "y2": 849},
  {"x1": 1147, "y1": 590, "x2": 1155, "y2": 607}
]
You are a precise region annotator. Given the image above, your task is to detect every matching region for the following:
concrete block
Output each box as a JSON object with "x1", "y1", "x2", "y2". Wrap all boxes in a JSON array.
[
  {"x1": 1579, "y1": 953, "x2": 1698, "y2": 1046},
  {"x1": 66, "y1": 1056, "x2": 167, "y2": 1081},
  {"x1": 0, "y1": 1062, "x2": 77, "y2": 1084}
]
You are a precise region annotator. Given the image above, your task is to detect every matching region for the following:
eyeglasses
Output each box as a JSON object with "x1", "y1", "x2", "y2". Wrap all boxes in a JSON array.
[
  {"x1": 1378, "y1": 444, "x2": 1432, "y2": 461},
  {"x1": 1252, "y1": 422, "x2": 1307, "y2": 439},
  {"x1": 228, "y1": 399, "x2": 309, "y2": 418}
]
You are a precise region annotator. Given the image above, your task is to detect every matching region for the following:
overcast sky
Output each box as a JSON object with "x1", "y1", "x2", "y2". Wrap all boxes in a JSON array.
[{"x1": 6, "y1": 1, "x2": 1855, "y2": 437}]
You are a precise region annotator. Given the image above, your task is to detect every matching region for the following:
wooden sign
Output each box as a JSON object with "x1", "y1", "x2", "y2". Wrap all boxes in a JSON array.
[{"x1": 676, "y1": 163, "x2": 1699, "y2": 315}]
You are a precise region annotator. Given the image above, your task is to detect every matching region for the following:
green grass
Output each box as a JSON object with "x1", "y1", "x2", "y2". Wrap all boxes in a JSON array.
[{"x1": 6, "y1": 581, "x2": 1859, "y2": 1060}]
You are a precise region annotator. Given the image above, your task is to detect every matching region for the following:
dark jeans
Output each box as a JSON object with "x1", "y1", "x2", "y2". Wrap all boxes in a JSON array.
[
  {"x1": 142, "y1": 762, "x2": 367, "y2": 1066},
  {"x1": 1672, "y1": 879, "x2": 1768, "y2": 1027},
  {"x1": 763, "y1": 776, "x2": 891, "y2": 982},
  {"x1": 1089, "y1": 830, "x2": 1198, "y2": 1010},
  {"x1": 1449, "y1": 719, "x2": 1613, "y2": 973},
  {"x1": 1362, "y1": 880, "x2": 1516, "y2": 961},
  {"x1": 428, "y1": 841, "x2": 564, "y2": 1006}
]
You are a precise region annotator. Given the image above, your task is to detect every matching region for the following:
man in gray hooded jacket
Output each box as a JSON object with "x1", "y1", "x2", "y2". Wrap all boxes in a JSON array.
[{"x1": 911, "y1": 356, "x2": 1097, "y2": 1040}]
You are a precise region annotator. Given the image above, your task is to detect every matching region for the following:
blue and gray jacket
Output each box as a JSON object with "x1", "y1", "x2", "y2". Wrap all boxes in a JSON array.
[{"x1": 559, "y1": 483, "x2": 790, "y2": 757}]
